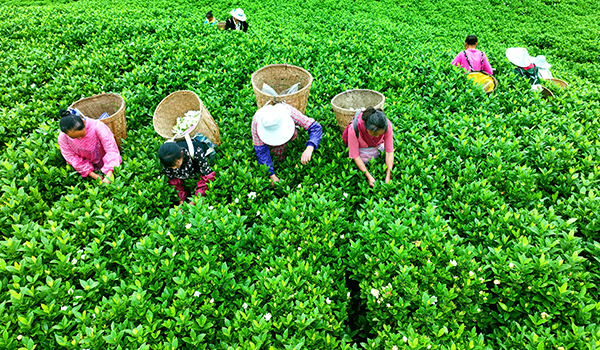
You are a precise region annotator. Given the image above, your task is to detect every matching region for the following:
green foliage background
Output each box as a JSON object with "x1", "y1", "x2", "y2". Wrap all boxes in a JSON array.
[{"x1": 0, "y1": 0, "x2": 599, "y2": 349}]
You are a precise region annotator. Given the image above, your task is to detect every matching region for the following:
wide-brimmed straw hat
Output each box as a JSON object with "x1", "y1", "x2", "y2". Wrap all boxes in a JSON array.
[
  {"x1": 230, "y1": 8, "x2": 246, "y2": 21},
  {"x1": 256, "y1": 104, "x2": 294, "y2": 146},
  {"x1": 506, "y1": 47, "x2": 532, "y2": 67},
  {"x1": 532, "y1": 55, "x2": 551, "y2": 69}
]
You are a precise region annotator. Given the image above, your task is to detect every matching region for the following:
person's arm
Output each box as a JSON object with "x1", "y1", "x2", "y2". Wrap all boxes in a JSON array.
[
  {"x1": 347, "y1": 121, "x2": 375, "y2": 186},
  {"x1": 242, "y1": 21, "x2": 248, "y2": 33},
  {"x1": 385, "y1": 152, "x2": 394, "y2": 184},
  {"x1": 353, "y1": 157, "x2": 375, "y2": 187},
  {"x1": 383, "y1": 121, "x2": 394, "y2": 184},
  {"x1": 482, "y1": 53, "x2": 493, "y2": 76},
  {"x1": 252, "y1": 116, "x2": 278, "y2": 184},
  {"x1": 288, "y1": 106, "x2": 321, "y2": 165},
  {"x1": 450, "y1": 52, "x2": 463, "y2": 68},
  {"x1": 224, "y1": 18, "x2": 234, "y2": 30},
  {"x1": 168, "y1": 178, "x2": 189, "y2": 204},
  {"x1": 58, "y1": 135, "x2": 95, "y2": 178},
  {"x1": 96, "y1": 123, "x2": 122, "y2": 182}
]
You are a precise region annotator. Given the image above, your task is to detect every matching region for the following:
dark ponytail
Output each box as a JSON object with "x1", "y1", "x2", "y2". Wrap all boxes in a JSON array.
[
  {"x1": 362, "y1": 106, "x2": 388, "y2": 133},
  {"x1": 59, "y1": 109, "x2": 85, "y2": 133}
]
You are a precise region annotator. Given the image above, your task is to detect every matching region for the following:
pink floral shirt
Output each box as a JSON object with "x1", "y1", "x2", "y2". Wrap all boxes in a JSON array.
[{"x1": 58, "y1": 118, "x2": 122, "y2": 177}]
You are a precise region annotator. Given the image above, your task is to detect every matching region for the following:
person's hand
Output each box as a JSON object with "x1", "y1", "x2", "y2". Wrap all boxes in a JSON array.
[
  {"x1": 385, "y1": 173, "x2": 391, "y2": 184},
  {"x1": 301, "y1": 146, "x2": 314, "y2": 165},
  {"x1": 270, "y1": 174, "x2": 280, "y2": 187},
  {"x1": 101, "y1": 177, "x2": 111, "y2": 184},
  {"x1": 365, "y1": 172, "x2": 375, "y2": 187},
  {"x1": 179, "y1": 200, "x2": 185, "y2": 205}
]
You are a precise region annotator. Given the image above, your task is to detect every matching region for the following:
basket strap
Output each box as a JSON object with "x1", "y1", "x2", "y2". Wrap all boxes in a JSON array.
[
  {"x1": 463, "y1": 51, "x2": 474, "y2": 71},
  {"x1": 184, "y1": 133, "x2": 195, "y2": 160}
]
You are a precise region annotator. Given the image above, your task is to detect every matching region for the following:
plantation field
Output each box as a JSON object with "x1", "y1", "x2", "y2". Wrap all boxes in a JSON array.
[{"x1": 1, "y1": 0, "x2": 600, "y2": 349}]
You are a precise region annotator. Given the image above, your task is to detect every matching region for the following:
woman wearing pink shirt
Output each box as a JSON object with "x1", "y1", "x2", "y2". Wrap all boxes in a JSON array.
[
  {"x1": 451, "y1": 35, "x2": 493, "y2": 76},
  {"x1": 342, "y1": 107, "x2": 394, "y2": 187},
  {"x1": 57, "y1": 109, "x2": 122, "y2": 184}
]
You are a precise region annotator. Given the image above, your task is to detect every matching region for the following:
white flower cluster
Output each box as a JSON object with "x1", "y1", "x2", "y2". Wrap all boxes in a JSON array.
[{"x1": 172, "y1": 110, "x2": 201, "y2": 135}]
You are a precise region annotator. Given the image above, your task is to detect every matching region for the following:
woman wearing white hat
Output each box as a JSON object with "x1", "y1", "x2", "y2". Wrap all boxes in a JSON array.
[
  {"x1": 251, "y1": 103, "x2": 323, "y2": 185},
  {"x1": 506, "y1": 47, "x2": 541, "y2": 85},
  {"x1": 532, "y1": 55, "x2": 553, "y2": 80},
  {"x1": 224, "y1": 8, "x2": 248, "y2": 33}
]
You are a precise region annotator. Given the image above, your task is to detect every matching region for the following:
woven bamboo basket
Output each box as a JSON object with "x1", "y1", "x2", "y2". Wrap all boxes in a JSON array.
[
  {"x1": 541, "y1": 86, "x2": 555, "y2": 100},
  {"x1": 153, "y1": 90, "x2": 221, "y2": 146},
  {"x1": 331, "y1": 89, "x2": 385, "y2": 132},
  {"x1": 251, "y1": 64, "x2": 313, "y2": 114},
  {"x1": 466, "y1": 72, "x2": 498, "y2": 94},
  {"x1": 69, "y1": 93, "x2": 126, "y2": 150},
  {"x1": 548, "y1": 78, "x2": 568, "y2": 89},
  {"x1": 216, "y1": 22, "x2": 226, "y2": 30}
]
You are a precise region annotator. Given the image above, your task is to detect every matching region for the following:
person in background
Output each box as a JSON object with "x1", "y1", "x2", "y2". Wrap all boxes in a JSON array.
[
  {"x1": 451, "y1": 35, "x2": 494, "y2": 75},
  {"x1": 532, "y1": 55, "x2": 553, "y2": 80},
  {"x1": 225, "y1": 8, "x2": 248, "y2": 33},
  {"x1": 58, "y1": 108, "x2": 122, "y2": 184},
  {"x1": 158, "y1": 139, "x2": 215, "y2": 205},
  {"x1": 204, "y1": 11, "x2": 217, "y2": 25},
  {"x1": 342, "y1": 107, "x2": 394, "y2": 187},
  {"x1": 506, "y1": 47, "x2": 541, "y2": 86},
  {"x1": 252, "y1": 103, "x2": 322, "y2": 186}
]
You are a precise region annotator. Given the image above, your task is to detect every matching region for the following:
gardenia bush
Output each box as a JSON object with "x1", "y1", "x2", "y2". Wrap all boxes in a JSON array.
[{"x1": 0, "y1": 0, "x2": 599, "y2": 349}]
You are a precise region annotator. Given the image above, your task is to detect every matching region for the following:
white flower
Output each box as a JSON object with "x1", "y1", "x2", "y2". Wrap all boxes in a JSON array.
[
  {"x1": 81, "y1": 254, "x2": 86, "y2": 260},
  {"x1": 297, "y1": 184, "x2": 301, "y2": 188},
  {"x1": 67, "y1": 288, "x2": 74, "y2": 295},
  {"x1": 450, "y1": 260, "x2": 457, "y2": 266},
  {"x1": 347, "y1": 292, "x2": 351, "y2": 298},
  {"x1": 210, "y1": 298, "x2": 214, "y2": 303},
  {"x1": 172, "y1": 251, "x2": 177, "y2": 257},
  {"x1": 469, "y1": 271, "x2": 475, "y2": 277},
  {"x1": 227, "y1": 209, "x2": 231, "y2": 213},
  {"x1": 264, "y1": 313, "x2": 272, "y2": 321},
  {"x1": 541, "y1": 312, "x2": 549, "y2": 319},
  {"x1": 340, "y1": 235, "x2": 345, "y2": 239},
  {"x1": 298, "y1": 247, "x2": 301, "y2": 251},
  {"x1": 17, "y1": 335, "x2": 23, "y2": 341},
  {"x1": 479, "y1": 277, "x2": 485, "y2": 283},
  {"x1": 208, "y1": 206, "x2": 214, "y2": 210},
  {"x1": 494, "y1": 279, "x2": 501, "y2": 285},
  {"x1": 75, "y1": 296, "x2": 82, "y2": 299},
  {"x1": 61, "y1": 306, "x2": 67, "y2": 311},
  {"x1": 77, "y1": 249, "x2": 83, "y2": 254},
  {"x1": 509, "y1": 262, "x2": 514, "y2": 268},
  {"x1": 234, "y1": 198, "x2": 239, "y2": 203},
  {"x1": 386, "y1": 303, "x2": 391, "y2": 308},
  {"x1": 72, "y1": 258, "x2": 77, "y2": 265},
  {"x1": 325, "y1": 297, "x2": 331, "y2": 304},
  {"x1": 166, "y1": 231, "x2": 172, "y2": 236},
  {"x1": 477, "y1": 308, "x2": 481, "y2": 312},
  {"x1": 392, "y1": 346, "x2": 398, "y2": 350},
  {"x1": 371, "y1": 288, "x2": 380, "y2": 299},
  {"x1": 427, "y1": 345, "x2": 431, "y2": 349},
  {"x1": 185, "y1": 223, "x2": 191, "y2": 229},
  {"x1": 256, "y1": 211, "x2": 260, "y2": 216},
  {"x1": 431, "y1": 296, "x2": 437, "y2": 305},
  {"x1": 193, "y1": 291, "x2": 200, "y2": 297},
  {"x1": 248, "y1": 192, "x2": 257, "y2": 199},
  {"x1": 343, "y1": 193, "x2": 348, "y2": 198},
  {"x1": 242, "y1": 303, "x2": 248, "y2": 310},
  {"x1": 402, "y1": 335, "x2": 408, "y2": 342}
]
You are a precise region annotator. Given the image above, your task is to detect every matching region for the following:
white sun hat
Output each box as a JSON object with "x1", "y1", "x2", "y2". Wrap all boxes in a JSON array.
[
  {"x1": 230, "y1": 8, "x2": 247, "y2": 21},
  {"x1": 506, "y1": 47, "x2": 533, "y2": 67},
  {"x1": 256, "y1": 104, "x2": 295, "y2": 146},
  {"x1": 532, "y1": 55, "x2": 552, "y2": 69}
]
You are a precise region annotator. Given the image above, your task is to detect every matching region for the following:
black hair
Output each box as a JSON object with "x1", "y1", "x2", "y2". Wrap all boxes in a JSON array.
[
  {"x1": 362, "y1": 106, "x2": 388, "y2": 133},
  {"x1": 59, "y1": 109, "x2": 85, "y2": 133},
  {"x1": 158, "y1": 142, "x2": 183, "y2": 168},
  {"x1": 465, "y1": 35, "x2": 478, "y2": 46},
  {"x1": 206, "y1": 11, "x2": 213, "y2": 18}
]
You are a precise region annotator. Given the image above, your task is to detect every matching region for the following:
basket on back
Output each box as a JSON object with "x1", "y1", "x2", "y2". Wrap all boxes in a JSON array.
[
  {"x1": 467, "y1": 72, "x2": 498, "y2": 94},
  {"x1": 251, "y1": 64, "x2": 313, "y2": 114},
  {"x1": 331, "y1": 89, "x2": 385, "y2": 132},
  {"x1": 153, "y1": 90, "x2": 221, "y2": 146},
  {"x1": 216, "y1": 22, "x2": 226, "y2": 30},
  {"x1": 69, "y1": 93, "x2": 127, "y2": 150}
]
